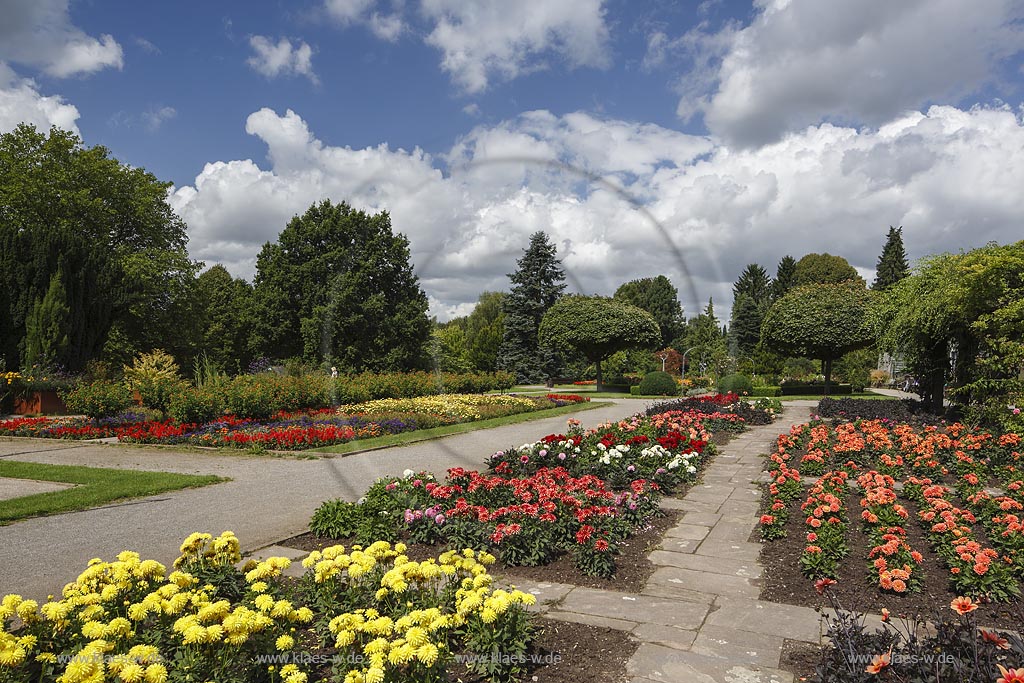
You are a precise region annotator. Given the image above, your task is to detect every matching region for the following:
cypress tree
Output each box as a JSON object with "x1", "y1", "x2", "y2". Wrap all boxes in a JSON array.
[
  {"x1": 497, "y1": 232, "x2": 566, "y2": 383},
  {"x1": 729, "y1": 264, "x2": 772, "y2": 356},
  {"x1": 873, "y1": 226, "x2": 910, "y2": 290},
  {"x1": 22, "y1": 267, "x2": 70, "y2": 370}
]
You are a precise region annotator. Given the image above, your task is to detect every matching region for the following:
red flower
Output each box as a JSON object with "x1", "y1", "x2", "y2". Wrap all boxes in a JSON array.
[
  {"x1": 865, "y1": 651, "x2": 890, "y2": 675},
  {"x1": 594, "y1": 539, "x2": 609, "y2": 552},
  {"x1": 998, "y1": 666, "x2": 1024, "y2": 683},
  {"x1": 950, "y1": 596, "x2": 978, "y2": 615},
  {"x1": 814, "y1": 578, "x2": 836, "y2": 595},
  {"x1": 981, "y1": 629, "x2": 1010, "y2": 650}
]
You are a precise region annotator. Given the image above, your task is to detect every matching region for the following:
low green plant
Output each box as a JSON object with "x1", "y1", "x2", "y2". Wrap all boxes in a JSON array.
[
  {"x1": 309, "y1": 499, "x2": 362, "y2": 538},
  {"x1": 719, "y1": 373, "x2": 754, "y2": 396},
  {"x1": 168, "y1": 386, "x2": 222, "y2": 424},
  {"x1": 60, "y1": 380, "x2": 134, "y2": 419}
]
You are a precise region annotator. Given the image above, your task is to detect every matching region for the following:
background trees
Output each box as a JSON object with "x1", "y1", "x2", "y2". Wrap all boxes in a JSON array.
[
  {"x1": 792, "y1": 253, "x2": 864, "y2": 286},
  {"x1": 0, "y1": 124, "x2": 197, "y2": 372},
  {"x1": 497, "y1": 232, "x2": 566, "y2": 383},
  {"x1": 872, "y1": 226, "x2": 910, "y2": 290},
  {"x1": 539, "y1": 295, "x2": 660, "y2": 391},
  {"x1": 194, "y1": 265, "x2": 254, "y2": 374},
  {"x1": 729, "y1": 263, "x2": 772, "y2": 358},
  {"x1": 613, "y1": 276, "x2": 685, "y2": 348},
  {"x1": 761, "y1": 282, "x2": 876, "y2": 393},
  {"x1": 250, "y1": 200, "x2": 430, "y2": 371}
]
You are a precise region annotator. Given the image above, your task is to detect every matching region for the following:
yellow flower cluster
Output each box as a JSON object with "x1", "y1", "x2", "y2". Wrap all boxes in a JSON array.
[
  {"x1": 318, "y1": 545, "x2": 535, "y2": 683},
  {"x1": 2, "y1": 371, "x2": 21, "y2": 386},
  {"x1": 339, "y1": 393, "x2": 536, "y2": 421},
  {"x1": 0, "y1": 533, "x2": 309, "y2": 683}
]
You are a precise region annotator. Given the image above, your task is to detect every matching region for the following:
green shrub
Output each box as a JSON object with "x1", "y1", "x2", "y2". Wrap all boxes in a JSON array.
[
  {"x1": 719, "y1": 373, "x2": 754, "y2": 396},
  {"x1": 309, "y1": 499, "x2": 362, "y2": 538},
  {"x1": 751, "y1": 386, "x2": 782, "y2": 397},
  {"x1": 630, "y1": 385, "x2": 641, "y2": 396},
  {"x1": 638, "y1": 371, "x2": 678, "y2": 396},
  {"x1": 168, "y1": 387, "x2": 222, "y2": 424},
  {"x1": 60, "y1": 380, "x2": 133, "y2": 419},
  {"x1": 135, "y1": 376, "x2": 187, "y2": 413},
  {"x1": 779, "y1": 382, "x2": 853, "y2": 396},
  {"x1": 218, "y1": 375, "x2": 278, "y2": 419}
]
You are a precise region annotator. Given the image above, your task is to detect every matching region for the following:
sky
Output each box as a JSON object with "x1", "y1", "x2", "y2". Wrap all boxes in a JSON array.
[{"x1": 2, "y1": 0, "x2": 1024, "y2": 322}]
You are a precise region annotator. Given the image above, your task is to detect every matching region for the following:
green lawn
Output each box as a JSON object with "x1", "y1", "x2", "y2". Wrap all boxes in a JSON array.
[
  {"x1": 0, "y1": 461, "x2": 225, "y2": 524},
  {"x1": 312, "y1": 401, "x2": 612, "y2": 455},
  {"x1": 778, "y1": 393, "x2": 898, "y2": 401}
]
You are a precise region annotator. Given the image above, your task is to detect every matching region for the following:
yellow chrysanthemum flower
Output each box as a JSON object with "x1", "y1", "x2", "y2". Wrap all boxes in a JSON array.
[{"x1": 276, "y1": 635, "x2": 294, "y2": 651}]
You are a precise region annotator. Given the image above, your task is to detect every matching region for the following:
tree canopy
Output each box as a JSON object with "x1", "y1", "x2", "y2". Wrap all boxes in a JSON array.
[
  {"x1": 0, "y1": 124, "x2": 196, "y2": 371},
  {"x1": 761, "y1": 282, "x2": 875, "y2": 393},
  {"x1": 613, "y1": 275, "x2": 685, "y2": 347},
  {"x1": 873, "y1": 226, "x2": 910, "y2": 290},
  {"x1": 729, "y1": 264, "x2": 772, "y2": 357},
  {"x1": 539, "y1": 295, "x2": 660, "y2": 390},
  {"x1": 793, "y1": 253, "x2": 864, "y2": 287},
  {"x1": 675, "y1": 298, "x2": 728, "y2": 378},
  {"x1": 497, "y1": 232, "x2": 566, "y2": 383},
  {"x1": 251, "y1": 199, "x2": 430, "y2": 371},
  {"x1": 195, "y1": 265, "x2": 254, "y2": 374}
]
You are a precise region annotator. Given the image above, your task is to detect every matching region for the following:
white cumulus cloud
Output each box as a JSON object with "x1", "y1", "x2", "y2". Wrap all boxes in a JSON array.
[
  {"x1": 0, "y1": 64, "x2": 81, "y2": 135},
  {"x1": 421, "y1": 0, "x2": 611, "y2": 92},
  {"x1": 0, "y1": 0, "x2": 123, "y2": 78},
  {"x1": 247, "y1": 36, "x2": 318, "y2": 84},
  {"x1": 170, "y1": 105, "x2": 1024, "y2": 321},
  {"x1": 672, "y1": 0, "x2": 1024, "y2": 146}
]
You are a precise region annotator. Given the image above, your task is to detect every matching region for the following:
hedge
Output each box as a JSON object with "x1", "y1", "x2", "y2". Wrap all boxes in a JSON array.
[{"x1": 779, "y1": 382, "x2": 853, "y2": 396}]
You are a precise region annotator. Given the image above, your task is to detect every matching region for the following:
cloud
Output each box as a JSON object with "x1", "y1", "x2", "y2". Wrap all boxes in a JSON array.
[
  {"x1": 247, "y1": 36, "x2": 318, "y2": 84},
  {"x1": 0, "y1": 0, "x2": 123, "y2": 78},
  {"x1": 421, "y1": 0, "x2": 611, "y2": 92},
  {"x1": 107, "y1": 104, "x2": 177, "y2": 132},
  {"x1": 0, "y1": 64, "x2": 81, "y2": 135},
  {"x1": 170, "y1": 104, "x2": 1024, "y2": 321},
  {"x1": 673, "y1": 0, "x2": 1024, "y2": 146},
  {"x1": 134, "y1": 37, "x2": 160, "y2": 54},
  {"x1": 324, "y1": 0, "x2": 405, "y2": 41}
]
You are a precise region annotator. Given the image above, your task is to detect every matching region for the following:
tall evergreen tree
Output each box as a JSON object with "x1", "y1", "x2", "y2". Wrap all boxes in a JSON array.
[
  {"x1": 613, "y1": 275, "x2": 685, "y2": 347},
  {"x1": 772, "y1": 255, "x2": 798, "y2": 300},
  {"x1": 497, "y1": 232, "x2": 566, "y2": 383},
  {"x1": 873, "y1": 226, "x2": 910, "y2": 290},
  {"x1": 196, "y1": 265, "x2": 254, "y2": 374},
  {"x1": 22, "y1": 267, "x2": 70, "y2": 370},
  {"x1": 677, "y1": 298, "x2": 728, "y2": 377},
  {"x1": 729, "y1": 264, "x2": 772, "y2": 356}
]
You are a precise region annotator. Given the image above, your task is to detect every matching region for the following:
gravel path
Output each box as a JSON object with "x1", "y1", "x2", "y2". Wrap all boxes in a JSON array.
[{"x1": 0, "y1": 399, "x2": 649, "y2": 600}]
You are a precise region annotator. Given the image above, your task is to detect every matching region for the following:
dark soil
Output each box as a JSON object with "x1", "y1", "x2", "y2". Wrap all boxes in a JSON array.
[
  {"x1": 500, "y1": 618, "x2": 636, "y2": 683},
  {"x1": 758, "y1": 489, "x2": 1024, "y2": 630},
  {"x1": 280, "y1": 509, "x2": 682, "y2": 592},
  {"x1": 779, "y1": 638, "x2": 820, "y2": 681}
]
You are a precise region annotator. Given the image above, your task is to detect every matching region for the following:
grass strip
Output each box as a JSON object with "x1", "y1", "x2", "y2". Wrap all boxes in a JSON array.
[
  {"x1": 0, "y1": 460, "x2": 225, "y2": 524},
  {"x1": 311, "y1": 401, "x2": 612, "y2": 455}
]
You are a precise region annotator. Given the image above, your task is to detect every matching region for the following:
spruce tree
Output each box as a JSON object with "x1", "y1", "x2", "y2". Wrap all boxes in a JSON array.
[
  {"x1": 873, "y1": 226, "x2": 910, "y2": 290},
  {"x1": 497, "y1": 232, "x2": 566, "y2": 383},
  {"x1": 729, "y1": 264, "x2": 772, "y2": 356},
  {"x1": 772, "y1": 255, "x2": 798, "y2": 300}
]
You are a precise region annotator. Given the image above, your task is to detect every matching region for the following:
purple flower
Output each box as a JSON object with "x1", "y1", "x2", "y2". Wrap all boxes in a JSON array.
[
  {"x1": 404, "y1": 510, "x2": 415, "y2": 523},
  {"x1": 627, "y1": 465, "x2": 635, "y2": 472},
  {"x1": 539, "y1": 449, "x2": 548, "y2": 457},
  {"x1": 434, "y1": 514, "x2": 446, "y2": 525},
  {"x1": 558, "y1": 452, "x2": 566, "y2": 460}
]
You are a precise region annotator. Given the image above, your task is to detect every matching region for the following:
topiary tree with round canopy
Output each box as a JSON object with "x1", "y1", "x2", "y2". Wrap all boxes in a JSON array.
[
  {"x1": 539, "y1": 295, "x2": 661, "y2": 392},
  {"x1": 760, "y1": 282, "x2": 876, "y2": 395}
]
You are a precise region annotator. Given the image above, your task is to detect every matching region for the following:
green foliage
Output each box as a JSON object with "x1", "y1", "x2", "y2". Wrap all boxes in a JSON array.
[
  {"x1": 497, "y1": 232, "x2": 566, "y2": 383},
  {"x1": 218, "y1": 375, "x2": 278, "y2": 419},
  {"x1": 751, "y1": 386, "x2": 782, "y2": 397},
  {"x1": 22, "y1": 268, "x2": 70, "y2": 371},
  {"x1": 772, "y1": 255, "x2": 798, "y2": 300},
  {"x1": 872, "y1": 226, "x2": 910, "y2": 290},
  {"x1": 614, "y1": 275, "x2": 685, "y2": 347},
  {"x1": 251, "y1": 199, "x2": 430, "y2": 371},
  {"x1": 168, "y1": 386, "x2": 222, "y2": 424},
  {"x1": 429, "y1": 325, "x2": 473, "y2": 373},
  {"x1": 539, "y1": 295, "x2": 660, "y2": 390},
  {"x1": 719, "y1": 373, "x2": 754, "y2": 395},
  {"x1": 792, "y1": 253, "x2": 864, "y2": 287},
  {"x1": 195, "y1": 265, "x2": 254, "y2": 374},
  {"x1": 676, "y1": 298, "x2": 729, "y2": 379},
  {"x1": 61, "y1": 380, "x2": 133, "y2": 419},
  {"x1": 0, "y1": 125, "x2": 198, "y2": 372},
  {"x1": 123, "y1": 349, "x2": 184, "y2": 412},
  {"x1": 834, "y1": 348, "x2": 875, "y2": 391},
  {"x1": 464, "y1": 291, "x2": 506, "y2": 372},
  {"x1": 761, "y1": 282, "x2": 875, "y2": 390},
  {"x1": 877, "y1": 241, "x2": 1024, "y2": 421},
  {"x1": 309, "y1": 499, "x2": 362, "y2": 538},
  {"x1": 638, "y1": 371, "x2": 678, "y2": 396}
]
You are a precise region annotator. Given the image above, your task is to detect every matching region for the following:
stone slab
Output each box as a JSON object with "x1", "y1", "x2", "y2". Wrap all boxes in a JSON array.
[
  {"x1": 646, "y1": 566, "x2": 759, "y2": 599},
  {"x1": 677, "y1": 499, "x2": 722, "y2": 514},
  {"x1": 694, "y1": 541, "x2": 762, "y2": 561},
  {"x1": 658, "y1": 497, "x2": 689, "y2": 511},
  {"x1": 658, "y1": 537, "x2": 699, "y2": 554},
  {"x1": 640, "y1": 583, "x2": 717, "y2": 605},
  {"x1": 556, "y1": 587, "x2": 710, "y2": 630},
  {"x1": 545, "y1": 610, "x2": 638, "y2": 631},
  {"x1": 692, "y1": 625, "x2": 786, "y2": 668},
  {"x1": 627, "y1": 644, "x2": 794, "y2": 683},
  {"x1": 705, "y1": 598, "x2": 822, "y2": 644},
  {"x1": 663, "y1": 523, "x2": 712, "y2": 541},
  {"x1": 0, "y1": 477, "x2": 76, "y2": 501},
  {"x1": 647, "y1": 550, "x2": 761, "y2": 579},
  {"x1": 631, "y1": 623, "x2": 698, "y2": 650},
  {"x1": 681, "y1": 511, "x2": 722, "y2": 527}
]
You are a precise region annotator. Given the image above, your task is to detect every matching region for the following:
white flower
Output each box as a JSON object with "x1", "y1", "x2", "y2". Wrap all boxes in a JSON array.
[
  {"x1": 403, "y1": 469, "x2": 415, "y2": 478},
  {"x1": 599, "y1": 454, "x2": 611, "y2": 465},
  {"x1": 687, "y1": 466, "x2": 697, "y2": 474},
  {"x1": 597, "y1": 443, "x2": 607, "y2": 451}
]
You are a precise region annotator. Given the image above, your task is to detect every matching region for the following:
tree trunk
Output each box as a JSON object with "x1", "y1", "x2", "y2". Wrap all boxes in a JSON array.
[
  {"x1": 596, "y1": 359, "x2": 603, "y2": 393},
  {"x1": 823, "y1": 357, "x2": 833, "y2": 397}
]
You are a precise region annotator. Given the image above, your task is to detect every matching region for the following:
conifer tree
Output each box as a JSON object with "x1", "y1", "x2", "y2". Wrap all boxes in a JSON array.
[
  {"x1": 23, "y1": 268, "x2": 70, "y2": 370},
  {"x1": 772, "y1": 255, "x2": 798, "y2": 300},
  {"x1": 873, "y1": 226, "x2": 910, "y2": 290},
  {"x1": 497, "y1": 232, "x2": 566, "y2": 383}
]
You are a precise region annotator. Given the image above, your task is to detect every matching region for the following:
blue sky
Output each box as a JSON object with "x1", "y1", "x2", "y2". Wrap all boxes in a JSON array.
[{"x1": 3, "y1": 0, "x2": 1024, "y2": 320}]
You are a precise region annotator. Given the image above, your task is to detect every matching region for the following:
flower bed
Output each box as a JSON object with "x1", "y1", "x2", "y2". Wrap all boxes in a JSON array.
[
  {"x1": 760, "y1": 418, "x2": 1024, "y2": 612},
  {"x1": 0, "y1": 531, "x2": 540, "y2": 683},
  {"x1": 309, "y1": 408, "x2": 740, "y2": 579},
  {"x1": 0, "y1": 394, "x2": 589, "y2": 451}
]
